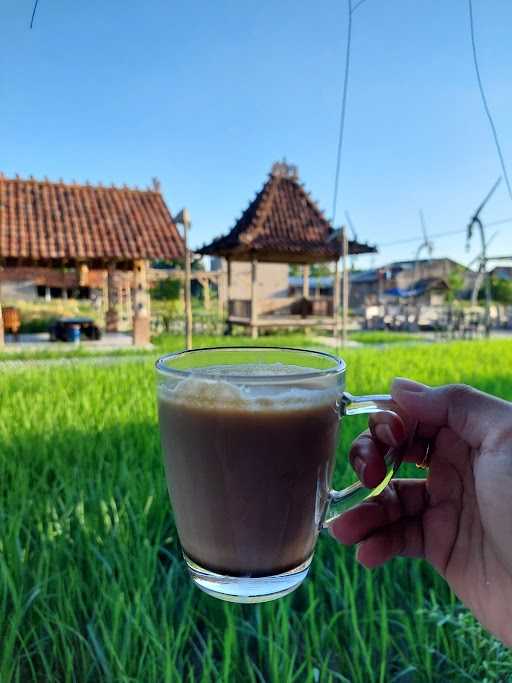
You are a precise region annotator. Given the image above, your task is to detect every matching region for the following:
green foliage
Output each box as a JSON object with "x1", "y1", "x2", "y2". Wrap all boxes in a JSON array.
[
  {"x1": 348, "y1": 331, "x2": 423, "y2": 345},
  {"x1": 151, "y1": 278, "x2": 181, "y2": 301},
  {"x1": 445, "y1": 267, "x2": 465, "y2": 304},
  {"x1": 490, "y1": 277, "x2": 512, "y2": 304},
  {"x1": 310, "y1": 263, "x2": 332, "y2": 278},
  {"x1": 1, "y1": 340, "x2": 512, "y2": 681},
  {"x1": 288, "y1": 264, "x2": 333, "y2": 278}
]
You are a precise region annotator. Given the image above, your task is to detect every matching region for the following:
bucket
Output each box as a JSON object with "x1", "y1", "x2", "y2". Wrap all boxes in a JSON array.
[{"x1": 67, "y1": 324, "x2": 81, "y2": 344}]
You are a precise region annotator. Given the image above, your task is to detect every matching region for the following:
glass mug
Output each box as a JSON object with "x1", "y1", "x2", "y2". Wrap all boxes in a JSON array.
[{"x1": 156, "y1": 347, "x2": 413, "y2": 603}]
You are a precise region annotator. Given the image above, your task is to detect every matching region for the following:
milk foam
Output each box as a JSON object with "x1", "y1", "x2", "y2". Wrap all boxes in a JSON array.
[{"x1": 159, "y1": 363, "x2": 340, "y2": 411}]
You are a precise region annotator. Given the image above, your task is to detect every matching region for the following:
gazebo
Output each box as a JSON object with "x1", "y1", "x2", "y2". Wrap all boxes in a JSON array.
[
  {"x1": 199, "y1": 162, "x2": 377, "y2": 337},
  {"x1": 0, "y1": 173, "x2": 184, "y2": 346}
]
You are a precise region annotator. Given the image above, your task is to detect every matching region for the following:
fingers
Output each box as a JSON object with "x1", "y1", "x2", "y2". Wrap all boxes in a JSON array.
[
  {"x1": 349, "y1": 432, "x2": 387, "y2": 488},
  {"x1": 368, "y1": 410, "x2": 406, "y2": 448},
  {"x1": 356, "y1": 517, "x2": 425, "y2": 567},
  {"x1": 330, "y1": 479, "x2": 428, "y2": 545},
  {"x1": 392, "y1": 378, "x2": 511, "y2": 450},
  {"x1": 349, "y1": 418, "x2": 430, "y2": 487}
]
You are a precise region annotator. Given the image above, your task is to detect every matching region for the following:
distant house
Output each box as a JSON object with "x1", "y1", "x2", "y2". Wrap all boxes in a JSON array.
[
  {"x1": 490, "y1": 266, "x2": 512, "y2": 281},
  {"x1": 349, "y1": 258, "x2": 469, "y2": 309}
]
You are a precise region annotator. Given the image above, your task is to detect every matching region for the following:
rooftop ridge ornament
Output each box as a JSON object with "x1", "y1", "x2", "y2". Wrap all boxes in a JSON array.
[{"x1": 271, "y1": 161, "x2": 299, "y2": 180}]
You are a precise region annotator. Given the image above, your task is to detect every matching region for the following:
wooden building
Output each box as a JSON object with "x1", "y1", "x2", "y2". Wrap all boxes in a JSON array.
[
  {"x1": 0, "y1": 173, "x2": 184, "y2": 346},
  {"x1": 199, "y1": 162, "x2": 376, "y2": 337}
]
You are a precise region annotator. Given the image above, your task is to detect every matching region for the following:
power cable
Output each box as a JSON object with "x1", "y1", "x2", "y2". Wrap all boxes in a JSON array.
[
  {"x1": 331, "y1": 0, "x2": 352, "y2": 226},
  {"x1": 379, "y1": 229, "x2": 466, "y2": 248},
  {"x1": 30, "y1": 0, "x2": 40, "y2": 28},
  {"x1": 468, "y1": 0, "x2": 512, "y2": 200}
]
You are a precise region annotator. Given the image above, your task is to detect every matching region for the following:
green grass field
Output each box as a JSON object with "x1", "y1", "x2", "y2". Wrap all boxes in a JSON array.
[{"x1": 1, "y1": 339, "x2": 512, "y2": 682}]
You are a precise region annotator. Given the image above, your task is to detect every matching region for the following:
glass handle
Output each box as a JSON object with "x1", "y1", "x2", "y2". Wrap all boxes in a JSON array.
[{"x1": 322, "y1": 392, "x2": 417, "y2": 527}]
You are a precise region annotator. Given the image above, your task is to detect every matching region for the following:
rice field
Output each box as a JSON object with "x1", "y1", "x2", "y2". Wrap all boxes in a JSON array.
[{"x1": 1, "y1": 338, "x2": 512, "y2": 682}]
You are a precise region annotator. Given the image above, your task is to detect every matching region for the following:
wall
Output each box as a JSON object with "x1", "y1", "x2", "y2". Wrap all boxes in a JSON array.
[
  {"x1": 0, "y1": 280, "x2": 38, "y2": 302},
  {"x1": 219, "y1": 260, "x2": 289, "y2": 301}
]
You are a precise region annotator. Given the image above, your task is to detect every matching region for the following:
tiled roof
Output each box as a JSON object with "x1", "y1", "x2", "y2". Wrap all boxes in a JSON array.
[
  {"x1": 0, "y1": 173, "x2": 184, "y2": 264},
  {"x1": 199, "y1": 163, "x2": 376, "y2": 263}
]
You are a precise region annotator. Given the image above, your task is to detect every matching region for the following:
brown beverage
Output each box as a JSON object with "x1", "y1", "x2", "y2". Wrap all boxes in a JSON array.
[{"x1": 158, "y1": 365, "x2": 339, "y2": 577}]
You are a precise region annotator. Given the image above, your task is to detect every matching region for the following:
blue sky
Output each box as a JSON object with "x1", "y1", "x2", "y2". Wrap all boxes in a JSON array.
[{"x1": 1, "y1": 0, "x2": 511, "y2": 269}]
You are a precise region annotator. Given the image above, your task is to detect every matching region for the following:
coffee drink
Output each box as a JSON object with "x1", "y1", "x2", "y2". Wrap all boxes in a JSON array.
[{"x1": 158, "y1": 364, "x2": 339, "y2": 577}]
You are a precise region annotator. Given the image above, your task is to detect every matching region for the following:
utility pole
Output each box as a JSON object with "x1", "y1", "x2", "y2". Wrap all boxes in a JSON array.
[
  {"x1": 174, "y1": 208, "x2": 193, "y2": 350},
  {"x1": 467, "y1": 178, "x2": 501, "y2": 337}
]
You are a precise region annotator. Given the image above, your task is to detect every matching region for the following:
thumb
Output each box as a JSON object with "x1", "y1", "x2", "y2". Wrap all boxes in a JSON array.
[{"x1": 391, "y1": 378, "x2": 510, "y2": 450}]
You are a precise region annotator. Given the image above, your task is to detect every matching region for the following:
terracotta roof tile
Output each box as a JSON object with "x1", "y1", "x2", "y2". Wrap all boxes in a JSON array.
[
  {"x1": 0, "y1": 173, "x2": 184, "y2": 263},
  {"x1": 199, "y1": 163, "x2": 377, "y2": 262}
]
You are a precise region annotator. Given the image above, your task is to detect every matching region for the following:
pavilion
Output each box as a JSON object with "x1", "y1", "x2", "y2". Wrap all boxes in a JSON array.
[
  {"x1": 0, "y1": 173, "x2": 184, "y2": 346},
  {"x1": 199, "y1": 162, "x2": 377, "y2": 337}
]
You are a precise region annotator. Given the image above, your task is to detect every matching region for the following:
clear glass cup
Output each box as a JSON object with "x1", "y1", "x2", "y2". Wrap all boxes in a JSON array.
[{"x1": 156, "y1": 347, "x2": 412, "y2": 603}]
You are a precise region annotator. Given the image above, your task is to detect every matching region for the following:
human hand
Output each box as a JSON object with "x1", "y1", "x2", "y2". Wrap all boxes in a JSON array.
[{"x1": 330, "y1": 378, "x2": 512, "y2": 648}]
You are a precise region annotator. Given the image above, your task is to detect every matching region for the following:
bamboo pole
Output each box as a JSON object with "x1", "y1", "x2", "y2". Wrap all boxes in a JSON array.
[
  {"x1": 342, "y1": 227, "x2": 349, "y2": 346},
  {"x1": 183, "y1": 215, "x2": 193, "y2": 350},
  {"x1": 333, "y1": 258, "x2": 341, "y2": 338},
  {"x1": 250, "y1": 256, "x2": 258, "y2": 339}
]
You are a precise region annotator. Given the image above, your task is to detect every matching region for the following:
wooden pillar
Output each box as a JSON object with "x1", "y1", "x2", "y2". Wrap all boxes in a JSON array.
[
  {"x1": 217, "y1": 272, "x2": 225, "y2": 320},
  {"x1": 132, "y1": 259, "x2": 151, "y2": 346},
  {"x1": 342, "y1": 227, "x2": 349, "y2": 345},
  {"x1": 226, "y1": 258, "x2": 232, "y2": 321},
  {"x1": 203, "y1": 276, "x2": 211, "y2": 310},
  {"x1": 250, "y1": 256, "x2": 258, "y2": 339},
  {"x1": 78, "y1": 263, "x2": 89, "y2": 287},
  {"x1": 106, "y1": 264, "x2": 119, "y2": 332},
  {"x1": 183, "y1": 220, "x2": 193, "y2": 351},
  {"x1": 333, "y1": 258, "x2": 341, "y2": 337},
  {"x1": 302, "y1": 264, "x2": 309, "y2": 298}
]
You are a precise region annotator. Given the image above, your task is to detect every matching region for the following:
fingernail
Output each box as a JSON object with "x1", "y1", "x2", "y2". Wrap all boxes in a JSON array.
[
  {"x1": 375, "y1": 423, "x2": 398, "y2": 446},
  {"x1": 392, "y1": 378, "x2": 429, "y2": 394}
]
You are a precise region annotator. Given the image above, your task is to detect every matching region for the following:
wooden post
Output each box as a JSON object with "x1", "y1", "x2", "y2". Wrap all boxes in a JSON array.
[
  {"x1": 106, "y1": 263, "x2": 119, "y2": 332},
  {"x1": 132, "y1": 259, "x2": 151, "y2": 346},
  {"x1": 302, "y1": 264, "x2": 309, "y2": 298},
  {"x1": 183, "y1": 216, "x2": 193, "y2": 350},
  {"x1": 78, "y1": 263, "x2": 89, "y2": 287},
  {"x1": 333, "y1": 258, "x2": 341, "y2": 338},
  {"x1": 203, "y1": 275, "x2": 211, "y2": 310},
  {"x1": 217, "y1": 272, "x2": 225, "y2": 319},
  {"x1": 250, "y1": 255, "x2": 258, "y2": 339},
  {"x1": 342, "y1": 227, "x2": 349, "y2": 346}
]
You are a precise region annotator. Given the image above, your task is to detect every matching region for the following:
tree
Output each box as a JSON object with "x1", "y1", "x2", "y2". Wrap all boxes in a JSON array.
[
  {"x1": 310, "y1": 263, "x2": 332, "y2": 278},
  {"x1": 151, "y1": 278, "x2": 181, "y2": 301},
  {"x1": 490, "y1": 277, "x2": 512, "y2": 304},
  {"x1": 445, "y1": 267, "x2": 465, "y2": 304},
  {"x1": 151, "y1": 278, "x2": 183, "y2": 332}
]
